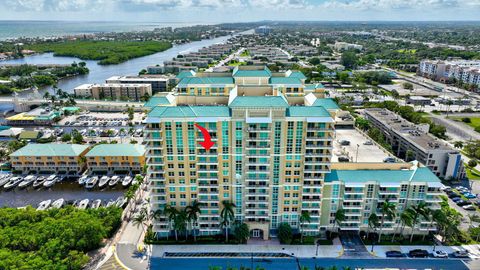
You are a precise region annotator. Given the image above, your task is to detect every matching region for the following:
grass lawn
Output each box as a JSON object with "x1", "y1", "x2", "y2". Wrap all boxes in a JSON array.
[
  {"x1": 449, "y1": 116, "x2": 480, "y2": 130},
  {"x1": 466, "y1": 166, "x2": 480, "y2": 180}
]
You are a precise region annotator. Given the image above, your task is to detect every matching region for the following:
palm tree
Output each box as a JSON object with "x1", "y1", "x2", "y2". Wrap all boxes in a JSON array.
[
  {"x1": 174, "y1": 209, "x2": 188, "y2": 240},
  {"x1": 133, "y1": 208, "x2": 149, "y2": 244},
  {"x1": 368, "y1": 213, "x2": 380, "y2": 238},
  {"x1": 299, "y1": 211, "x2": 311, "y2": 243},
  {"x1": 220, "y1": 200, "x2": 236, "y2": 243},
  {"x1": 409, "y1": 202, "x2": 427, "y2": 243},
  {"x1": 332, "y1": 208, "x2": 346, "y2": 234},
  {"x1": 43, "y1": 91, "x2": 50, "y2": 102},
  {"x1": 164, "y1": 205, "x2": 178, "y2": 241},
  {"x1": 186, "y1": 200, "x2": 202, "y2": 242},
  {"x1": 378, "y1": 199, "x2": 396, "y2": 242},
  {"x1": 392, "y1": 210, "x2": 413, "y2": 242},
  {"x1": 50, "y1": 95, "x2": 57, "y2": 105},
  {"x1": 150, "y1": 208, "x2": 163, "y2": 239}
]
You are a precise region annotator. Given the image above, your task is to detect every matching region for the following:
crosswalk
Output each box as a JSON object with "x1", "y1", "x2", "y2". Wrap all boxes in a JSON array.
[{"x1": 98, "y1": 255, "x2": 125, "y2": 270}]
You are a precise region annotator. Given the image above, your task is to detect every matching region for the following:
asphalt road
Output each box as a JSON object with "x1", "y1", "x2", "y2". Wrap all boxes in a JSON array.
[{"x1": 150, "y1": 257, "x2": 470, "y2": 270}]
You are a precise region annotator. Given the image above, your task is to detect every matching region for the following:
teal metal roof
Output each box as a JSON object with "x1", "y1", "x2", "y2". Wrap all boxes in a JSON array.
[
  {"x1": 312, "y1": 98, "x2": 340, "y2": 110},
  {"x1": 305, "y1": 83, "x2": 325, "y2": 90},
  {"x1": 144, "y1": 96, "x2": 171, "y2": 108},
  {"x1": 287, "y1": 106, "x2": 330, "y2": 117},
  {"x1": 176, "y1": 70, "x2": 196, "y2": 79},
  {"x1": 287, "y1": 71, "x2": 307, "y2": 79},
  {"x1": 86, "y1": 144, "x2": 145, "y2": 157},
  {"x1": 229, "y1": 96, "x2": 288, "y2": 108},
  {"x1": 11, "y1": 143, "x2": 89, "y2": 157},
  {"x1": 269, "y1": 77, "x2": 302, "y2": 85},
  {"x1": 233, "y1": 66, "x2": 272, "y2": 77},
  {"x1": 148, "y1": 106, "x2": 231, "y2": 118},
  {"x1": 325, "y1": 168, "x2": 440, "y2": 183},
  {"x1": 178, "y1": 77, "x2": 234, "y2": 86}
]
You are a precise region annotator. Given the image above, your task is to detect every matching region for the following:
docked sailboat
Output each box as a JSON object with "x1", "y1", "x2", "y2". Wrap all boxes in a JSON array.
[{"x1": 78, "y1": 175, "x2": 89, "y2": 186}]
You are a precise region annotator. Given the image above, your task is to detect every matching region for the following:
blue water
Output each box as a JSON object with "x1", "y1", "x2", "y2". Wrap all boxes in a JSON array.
[
  {"x1": 150, "y1": 257, "x2": 469, "y2": 270},
  {"x1": 0, "y1": 21, "x2": 196, "y2": 40}
]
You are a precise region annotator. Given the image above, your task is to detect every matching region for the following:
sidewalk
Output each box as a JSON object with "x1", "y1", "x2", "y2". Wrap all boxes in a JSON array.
[
  {"x1": 152, "y1": 239, "x2": 343, "y2": 259},
  {"x1": 370, "y1": 244, "x2": 480, "y2": 258}
]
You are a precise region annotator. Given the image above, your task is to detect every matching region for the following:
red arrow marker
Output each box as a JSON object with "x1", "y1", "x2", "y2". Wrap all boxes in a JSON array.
[{"x1": 195, "y1": 123, "x2": 214, "y2": 151}]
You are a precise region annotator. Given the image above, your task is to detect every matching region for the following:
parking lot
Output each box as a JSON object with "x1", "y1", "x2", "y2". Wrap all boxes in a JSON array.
[
  {"x1": 333, "y1": 129, "x2": 392, "y2": 163},
  {"x1": 443, "y1": 184, "x2": 480, "y2": 229},
  {"x1": 58, "y1": 112, "x2": 144, "y2": 127}
]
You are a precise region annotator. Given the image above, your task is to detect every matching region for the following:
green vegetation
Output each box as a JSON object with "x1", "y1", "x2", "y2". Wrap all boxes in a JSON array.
[
  {"x1": 354, "y1": 71, "x2": 393, "y2": 86},
  {"x1": 0, "y1": 63, "x2": 88, "y2": 94},
  {"x1": 26, "y1": 40, "x2": 172, "y2": 65},
  {"x1": 451, "y1": 116, "x2": 480, "y2": 131},
  {"x1": 239, "y1": 50, "x2": 249, "y2": 57},
  {"x1": 0, "y1": 206, "x2": 122, "y2": 270},
  {"x1": 278, "y1": 222, "x2": 293, "y2": 244}
]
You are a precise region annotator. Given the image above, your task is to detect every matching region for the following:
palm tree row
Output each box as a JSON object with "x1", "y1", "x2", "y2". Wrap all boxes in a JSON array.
[{"x1": 138, "y1": 200, "x2": 237, "y2": 242}]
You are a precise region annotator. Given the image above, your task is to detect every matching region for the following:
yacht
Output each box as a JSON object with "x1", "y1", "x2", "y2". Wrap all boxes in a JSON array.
[
  {"x1": 32, "y1": 176, "x2": 47, "y2": 188},
  {"x1": 37, "y1": 200, "x2": 52, "y2": 211},
  {"x1": 50, "y1": 198, "x2": 65, "y2": 209},
  {"x1": 78, "y1": 175, "x2": 89, "y2": 186},
  {"x1": 121, "y1": 176, "x2": 133, "y2": 187},
  {"x1": 108, "y1": 176, "x2": 120, "y2": 187},
  {"x1": 0, "y1": 175, "x2": 12, "y2": 187},
  {"x1": 98, "y1": 176, "x2": 110, "y2": 189},
  {"x1": 90, "y1": 199, "x2": 102, "y2": 209},
  {"x1": 43, "y1": 175, "x2": 57, "y2": 188},
  {"x1": 18, "y1": 175, "x2": 36, "y2": 189},
  {"x1": 85, "y1": 176, "x2": 98, "y2": 189},
  {"x1": 4, "y1": 176, "x2": 23, "y2": 190},
  {"x1": 77, "y1": 199, "x2": 89, "y2": 209},
  {"x1": 115, "y1": 196, "x2": 127, "y2": 208}
]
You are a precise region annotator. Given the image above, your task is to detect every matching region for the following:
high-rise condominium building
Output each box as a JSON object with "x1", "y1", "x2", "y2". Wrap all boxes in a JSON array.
[{"x1": 145, "y1": 66, "x2": 442, "y2": 240}]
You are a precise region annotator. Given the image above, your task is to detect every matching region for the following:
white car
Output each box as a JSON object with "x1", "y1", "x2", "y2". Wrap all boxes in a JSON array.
[{"x1": 433, "y1": 250, "x2": 448, "y2": 258}]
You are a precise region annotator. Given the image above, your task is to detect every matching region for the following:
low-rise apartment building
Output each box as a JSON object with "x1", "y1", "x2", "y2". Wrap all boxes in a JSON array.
[
  {"x1": 324, "y1": 163, "x2": 442, "y2": 234},
  {"x1": 85, "y1": 144, "x2": 146, "y2": 175},
  {"x1": 106, "y1": 75, "x2": 172, "y2": 93},
  {"x1": 364, "y1": 108, "x2": 465, "y2": 180},
  {"x1": 74, "y1": 83, "x2": 152, "y2": 101},
  {"x1": 10, "y1": 143, "x2": 89, "y2": 175},
  {"x1": 418, "y1": 60, "x2": 480, "y2": 88}
]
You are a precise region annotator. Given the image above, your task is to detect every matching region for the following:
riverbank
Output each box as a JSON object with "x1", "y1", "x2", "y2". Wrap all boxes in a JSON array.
[{"x1": 26, "y1": 40, "x2": 173, "y2": 65}]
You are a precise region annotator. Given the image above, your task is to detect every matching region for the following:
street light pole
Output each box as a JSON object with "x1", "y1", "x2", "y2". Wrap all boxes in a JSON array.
[{"x1": 356, "y1": 144, "x2": 360, "y2": 162}]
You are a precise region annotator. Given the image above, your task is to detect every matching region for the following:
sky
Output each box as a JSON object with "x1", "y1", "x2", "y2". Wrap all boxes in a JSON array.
[{"x1": 1, "y1": 0, "x2": 480, "y2": 22}]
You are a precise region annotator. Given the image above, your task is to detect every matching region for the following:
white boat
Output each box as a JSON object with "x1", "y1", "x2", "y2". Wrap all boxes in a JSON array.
[
  {"x1": 32, "y1": 176, "x2": 46, "y2": 188},
  {"x1": 121, "y1": 176, "x2": 133, "y2": 187},
  {"x1": 90, "y1": 199, "x2": 102, "y2": 209},
  {"x1": 115, "y1": 196, "x2": 127, "y2": 208},
  {"x1": 0, "y1": 175, "x2": 12, "y2": 187},
  {"x1": 18, "y1": 175, "x2": 36, "y2": 189},
  {"x1": 98, "y1": 176, "x2": 110, "y2": 189},
  {"x1": 43, "y1": 175, "x2": 57, "y2": 188},
  {"x1": 50, "y1": 198, "x2": 65, "y2": 209},
  {"x1": 4, "y1": 176, "x2": 23, "y2": 190},
  {"x1": 85, "y1": 176, "x2": 98, "y2": 189},
  {"x1": 78, "y1": 175, "x2": 89, "y2": 185},
  {"x1": 37, "y1": 199, "x2": 52, "y2": 211},
  {"x1": 106, "y1": 200, "x2": 116, "y2": 207},
  {"x1": 54, "y1": 128, "x2": 63, "y2": 136},
  {"x1": 108, "y1": 176, "x2": 120, "y2": 187},
  {"x1": 77, "y1": 199, "x2": 89, "y2": 209}
]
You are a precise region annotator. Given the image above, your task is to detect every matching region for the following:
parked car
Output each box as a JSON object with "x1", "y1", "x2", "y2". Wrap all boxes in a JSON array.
[
  {"x1": 457, "y1": 200, "x2": 471, "y2": 206},
  {"x1": 339, "y1": 140, "x2": 350, "y2": 146},
  {"x1": 463, "y1": 205, "x2": 476, "y2": 211},
  {"x1": 449, "y1": 193, "x2": 461, "y2": 199},
  {"x1": 452, "y1": 250, "x2": 469, "y2": 258},
  {"x1": 363, "y1": 140, "x2": 373, "y2": 145},
  {"x1": 432, "y1": 250, "x2": 448, "y2": 258},
  {"x1": 383, "y1": 157, "x2": 396, "y2": 163},
  {"x1": 464, "y1": 193, "x2": 477, "y2": 199},
  {"x1": 452, "y1": 197, "x2": 462, "y2": 202},
  {"x1": 338, "y1": 156, "x2": 349, "y2": 162},
  {"x1": 474, "y1": 200, "x2": 480, "y2": 207},
  {"x1": 409, "y1": 249, "x2": 429, "y2": 258},
  {"x1": 386, "y1": 250, "x2": 406, "y2": 258}
]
